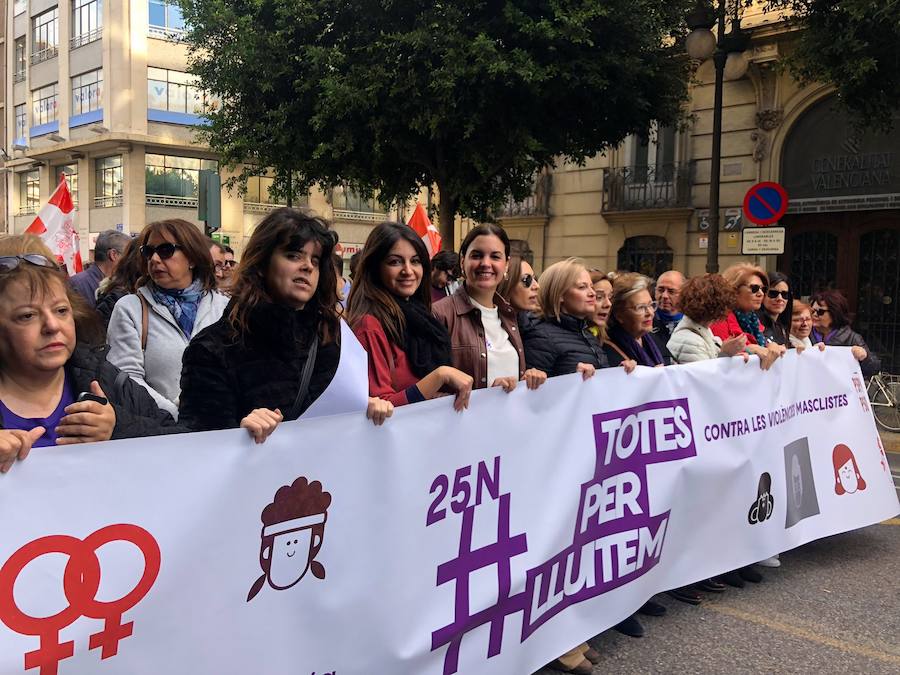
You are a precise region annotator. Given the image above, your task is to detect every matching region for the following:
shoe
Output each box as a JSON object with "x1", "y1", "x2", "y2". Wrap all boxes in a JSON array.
[
  {"x1": 667, "y1": 587, "x2": 703, "y2": 605},
  {"x1": 583, "y1": 647, "x2": 601, "y2": 665},
  {"x1": 718, "y1": 571, "x2": 745, "y2": 588},
  {"x1": 638, "y1": 599, "x2": 667, "y2": 616},
  {"x1": 696, "y1": 578, "x2": 727, "y2": 593},
  {"x1": 757, "y1": 556, "x2": 781, "y2": 568},
  {"x1": 738, "y1": 565, "x2": 763, "y2": 583},
  {"x1": 550, "y1": 658, "x2": 593, "y2": 674},
  {"x1": 613, "y1": 615, "x2": 645, "y2": 638}
]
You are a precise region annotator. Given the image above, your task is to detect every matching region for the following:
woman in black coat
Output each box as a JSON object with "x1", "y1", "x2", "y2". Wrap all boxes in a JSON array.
[
  {"x1": 810, "y1": 288, "x2": 881, "y2": 377},
  {"x1": 179, "y1": 208, "x2": 392, "y2": 443},
  {"x1": 759, "y1": 272, "x2": 792, "y2": 347}
]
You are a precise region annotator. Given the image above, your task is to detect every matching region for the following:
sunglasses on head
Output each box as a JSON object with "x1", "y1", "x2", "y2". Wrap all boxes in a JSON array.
[
  {"x1": 745, "y1": 283, "x2": 767, "y2": 295},
  {"x1": 0, "y1": 254, "x2": 59, "y2": 273},
  {"x1": 521, "y1": 273, "x2": 534, "y2": 288},
  {"x1": 766, "y1": 289, "x2": 789, "y2": 300},
  {"x1": 812, "y1": 308, "x2": 830, "y2": 316},
  {"x1": 140, "y1": 242, "x2": 183, "y2": 260}
]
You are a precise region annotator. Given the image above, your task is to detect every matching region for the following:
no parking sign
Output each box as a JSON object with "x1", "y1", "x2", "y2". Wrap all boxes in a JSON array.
[{"x1": 743, "y1": 182, "x2": 789, "y2": 226}]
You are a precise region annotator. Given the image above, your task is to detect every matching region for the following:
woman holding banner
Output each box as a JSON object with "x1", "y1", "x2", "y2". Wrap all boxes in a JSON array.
[
  {"x1": 178, "y1": 208, "x2": 392, "y2": 443},
  {"x1": 759, "y1": 272, "x2": 792, "y2": 347},
  {"x1": 347, "y1": 222, "x2": 474, "y2": 410},
  {"x1": 810, "y1": 289, "x2": 880, "y2": 377},
  {"x1": 433, "y1": 224, "x2": 547, "y2": 393},
  {"x1": 603, "y1": 273, "x2": 672, "y2": 368},
  {"x1": 0, "y1": 235, "x2": 178, "y2": 473}
]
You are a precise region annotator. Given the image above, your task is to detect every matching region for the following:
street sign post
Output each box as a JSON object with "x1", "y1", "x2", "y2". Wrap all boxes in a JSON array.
[
  {"x1": 743, "y1": 181, "x2": 788, "y2": 226},
  {"x1": 741, "y1": 226, "x2": 786, "y2": 255}
]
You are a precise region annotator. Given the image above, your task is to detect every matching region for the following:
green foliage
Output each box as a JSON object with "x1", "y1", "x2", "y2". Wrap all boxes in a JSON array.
[
  {"x1": 179, "y1": 0, "x2": 693, "y2": 229},
  {"x1": 767, "y1": 0, "x2": 900, "y2": 131}
]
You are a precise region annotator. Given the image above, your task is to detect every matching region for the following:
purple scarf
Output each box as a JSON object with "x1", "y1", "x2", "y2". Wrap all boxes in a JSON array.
[{"x1": 608, "y1": 323, "x2": 665, "y2": 367}]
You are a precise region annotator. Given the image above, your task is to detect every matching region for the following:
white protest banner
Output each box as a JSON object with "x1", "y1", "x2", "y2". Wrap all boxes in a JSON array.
[{"x1": 0, "y1": 348, "x2": 897, "y2": 675}]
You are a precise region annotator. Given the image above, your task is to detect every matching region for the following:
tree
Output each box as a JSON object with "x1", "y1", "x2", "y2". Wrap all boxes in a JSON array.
[
  {"x1": 179, "y1": 0, "x2": 693, "y2": 244},
  {"x1": 767, "y1": 0, "x2": 900, "y2": 131}
]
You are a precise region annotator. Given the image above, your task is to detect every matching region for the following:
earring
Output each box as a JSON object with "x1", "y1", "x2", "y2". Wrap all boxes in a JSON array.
[{"x1": 503, "y1": 271, "x2": 509, "y2": 280}]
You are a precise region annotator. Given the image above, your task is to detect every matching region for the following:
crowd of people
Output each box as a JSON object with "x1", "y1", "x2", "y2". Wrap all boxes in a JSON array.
[{"x1": 0, "y1": 207, "x2": 881, "y2": 672}]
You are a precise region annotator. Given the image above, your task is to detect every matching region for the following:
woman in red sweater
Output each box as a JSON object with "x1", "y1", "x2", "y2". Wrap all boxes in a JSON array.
[{"x1": 347, "y1": 222, "x2": 474, "y2": 409}]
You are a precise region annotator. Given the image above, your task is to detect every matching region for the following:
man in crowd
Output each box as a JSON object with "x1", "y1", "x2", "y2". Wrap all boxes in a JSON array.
[
  {"x1": 654, "y1": 270, "x2": 685, "y2": 343},
  {"x1": 208, "y1": 239, "x2": 228, "y2": 288},
  {"x1": 430, "y1": 250, "x2": 460, "y2": 304},
  {"x1": 222, "y1": 245, "x2": 237, "y2": 287},
  {"x1": 69, "y1": 230, "x2": 131, "y2": 308}
]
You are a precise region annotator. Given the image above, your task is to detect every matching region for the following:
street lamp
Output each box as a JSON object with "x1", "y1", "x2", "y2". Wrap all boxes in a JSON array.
[{"x1": 686, "y1": 0, "x2": 750, "y2": 273}]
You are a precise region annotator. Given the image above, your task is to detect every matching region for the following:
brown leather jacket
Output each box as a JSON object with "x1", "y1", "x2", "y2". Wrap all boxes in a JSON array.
[{"x1": 432, "y1": 286, "x2": 526, "y2": 389}]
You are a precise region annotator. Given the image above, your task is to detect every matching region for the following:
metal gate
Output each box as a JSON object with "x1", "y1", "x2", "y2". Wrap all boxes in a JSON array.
[
  {"x1": 857, "y1": 230, "x2": 900, "y2": 373},
  {"x1": 789, "y1": 231, "x2": 838, "y2": 299}
]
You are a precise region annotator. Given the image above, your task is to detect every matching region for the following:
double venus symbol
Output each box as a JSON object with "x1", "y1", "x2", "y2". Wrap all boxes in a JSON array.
[{"x1": 0, "y1": 524, "x2": 161, "y2": 675}]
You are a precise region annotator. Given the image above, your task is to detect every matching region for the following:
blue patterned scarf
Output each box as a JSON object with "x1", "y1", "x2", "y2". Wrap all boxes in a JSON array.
[
  {"x1": 735, "y1": 309, "x2": 767, "y2": 346},
  {"x1": 150, "y1": 279, "x2": 204, "y2": 337}
]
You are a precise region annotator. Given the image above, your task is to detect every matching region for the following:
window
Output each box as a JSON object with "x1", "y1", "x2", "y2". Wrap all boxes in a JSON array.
[
  {"x1": 32, "y1": 83, "x2": 59, "y2": 127},
  {"x1": 14, "y1": 38, "x2": 26, "y2": 83},
  {"x1": 32, "y1": 8, "x2": 59, "y2": 64},
  {"x1": 54, "y1": 165, "x2": 79, "y2": 206},
  {"x1": 145, "y1": 154, "x2": 218, "y2": 202},
  {"x1": 19, "y1": 170, "x2": 41, "y2": 214},
  {"x1": 14, "y1": 0, "x2": 27, "y2": 17},
  {"x1": 72, "y1": 0, "x2": 103, "y2": 48},
  {"x1": 149, "y1": 0, "x2": 185, "y2": 38},
  {"x1": 14, "y1": 105, "x2": 27, "y2": 142},
  {"x1": 72, "y1": 70, "x2": 103, "y2": 115},
  {"x1": 147, "y1": 67, "x2": 217, "y2": 115},
  {"x1": 95, "y1": 156, "x2": 123, "y2": 207},
  {"x1": 332, "y1": 187, "x2": 384, "y2": 213},
  {"x1": 245, "y1": 171, "x2": 309, "y2": 208}
]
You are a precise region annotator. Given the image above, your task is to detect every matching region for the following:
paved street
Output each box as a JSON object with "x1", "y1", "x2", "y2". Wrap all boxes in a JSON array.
[{"x1": 535, "y1": 448, "x2": 900, "y2": 675}]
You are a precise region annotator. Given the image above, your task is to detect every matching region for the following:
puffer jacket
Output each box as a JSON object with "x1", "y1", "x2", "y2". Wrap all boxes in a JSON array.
[
  {"x1": 0, "y1": 343, "x2": 179, "y2": 438},
  {"x1": 178, "y1": 300, "x2": 340, "y2": 432},
  {"x1": 521, "y1": 313, "x2": 608, "y2": 377},
  {"x1": 667, "y1": 316, "x2": 724, "y2": 363},
  {"x1": 812, "y1": 325, "x2": 882, "y2": 378}
]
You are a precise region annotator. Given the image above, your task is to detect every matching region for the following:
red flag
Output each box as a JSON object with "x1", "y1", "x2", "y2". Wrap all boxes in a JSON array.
[
  {"x1": 407, "y1": 203, "x2": 442, "y2": 257},
  {"x1": 25, "y1": 176, "x2": 82, "y2": 275}
]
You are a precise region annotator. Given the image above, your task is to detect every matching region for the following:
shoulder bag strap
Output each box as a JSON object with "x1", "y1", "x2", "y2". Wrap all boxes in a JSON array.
[
  {"x1": 287, "y1": 334, "x2": 319, "y2": 419},
  {"x1": 606, "y1": 338, "x2": 630, "y2": 363},
  {"x1": 138, "y1": 293, "x2": 149, "y2": 352}
]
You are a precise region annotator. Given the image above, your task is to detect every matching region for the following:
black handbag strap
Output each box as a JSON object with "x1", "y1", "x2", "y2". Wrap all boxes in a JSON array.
[{"x1": 287, "y1": 334, "x2": 319, "y2": 420}]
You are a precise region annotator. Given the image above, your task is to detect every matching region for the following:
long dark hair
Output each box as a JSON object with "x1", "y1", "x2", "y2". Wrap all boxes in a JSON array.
[
  {"x1": 228, "y1": 207, "x2": 339, "y2": 342},
  {"x1": 346, "y1": 221, "x2": 432, "y2": 345},
  {"x1": 809, "y1": 288, "x2": 852, "y2": 329},
  {"x1": 766, "y1": 271, "x2": 793, "y2": 330}
]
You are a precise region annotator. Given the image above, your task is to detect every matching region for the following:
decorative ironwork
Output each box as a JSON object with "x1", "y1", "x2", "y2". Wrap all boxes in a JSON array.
[
  {"x1": 496, "y1": 173, "x2": 552, "y2": 218},
  {"x1": 146, "y1": 195, "x2": 197, "y2": 208},
  {"x1": 71, "y1": 29, "x2": 102, "y2": 50},
  {"x1": 789, "y1": 231, "x2": 837, "y2": 299},
  {"x1": 602, "y1": 162, "x2": 695, "y2": 212},
  {"x1": 857, "y1": 229, "x2": 900, "y2": 374},
  {"x1": 617, "y1": 236, "x2": 673, "y2": 279}
]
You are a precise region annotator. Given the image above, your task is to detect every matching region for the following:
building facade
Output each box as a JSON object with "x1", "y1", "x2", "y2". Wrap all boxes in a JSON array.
[{"x1": 3, "y1": 0, "x2": 396, "y2": 260}]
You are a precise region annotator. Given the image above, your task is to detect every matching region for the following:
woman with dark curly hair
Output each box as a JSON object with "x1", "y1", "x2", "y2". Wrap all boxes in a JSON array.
[
  {"x1": 179, "y1": 208, "x2": 393, "y2": 442},
  {"x1": 810, "y1": 288, "x2": 880, "y2": 377},
  {"x1": 667, "y1": 274, "x2": 747, "y2": 363}
]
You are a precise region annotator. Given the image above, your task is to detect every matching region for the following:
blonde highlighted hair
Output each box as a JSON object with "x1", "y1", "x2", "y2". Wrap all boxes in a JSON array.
[
  {"x1": 610, "y1": 273, "x2": 653, "y2": 325},
  {"x1": 537, "y1": 257, "x2": 587, "y2": 321},
  {"x1": 721, "y1": 263, "x2": 769, "y2": 291}
]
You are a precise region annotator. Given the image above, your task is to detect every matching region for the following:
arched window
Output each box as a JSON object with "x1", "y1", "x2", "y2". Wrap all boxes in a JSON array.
[{"x1": 617, "y1": 236, "x2": 673, "y2": 278}]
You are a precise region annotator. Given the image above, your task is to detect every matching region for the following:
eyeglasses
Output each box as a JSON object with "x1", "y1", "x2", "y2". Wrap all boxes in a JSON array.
[
  {"x1": 140, "y1": 243, "x2": 183, "y2": 260},
  {"x1": 743, "y1": 283, "x2": 767, "y2": 295},
  {"x1": 766, "y1": 289, "x2": 790, "y2": 300},
  {"x1": 520, "y1": 274, "x2": 534, "y2": 288},
  {"x1": 792, "y1": 316, "x2": 812, "y2": 324},
  {"x1": 812, "y1": 308, "x2": 830, "y2": 316},
  {"x1": 629, "y1": 301, "x2": 658, "y2": 314},
  {"x1": 223, "y1": 260, "x2": 237, "y2": 269},
  {"x1": 0, "y1": 254, "x2": 59, "y2": 273}
]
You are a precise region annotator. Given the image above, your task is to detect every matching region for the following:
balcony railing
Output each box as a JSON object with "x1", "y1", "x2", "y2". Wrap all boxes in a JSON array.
[
  {"x1": 93, "y1": 195, "x2": 123, "y2": 208},
  {"x1": 602, "y1": 162, "x2": 695, "y2": 212},
  {"x1": 332, "y1": 208, "x2": 385, "y2": 223},
  {"x1": 146, "y1": 194, "x2": 198, "y2": 208},
  {"x1": 71, "y1": 29, "x2": 102, "y2": 50},
  {"x1": 13, "y1": 71, "x2": 25, "y2": 84},
  {"x1": 148, "y1": 25, "x2": 187, "y2": 43},
  {"x1": 31, "y1": 46, "x2": 58, "y2": 65},
  {"x1": 18, "y1": 206, "x2": 38, "y2": 216},
  {"x1": 495, "y1": 173, "x2": 552, "y2": 219}
]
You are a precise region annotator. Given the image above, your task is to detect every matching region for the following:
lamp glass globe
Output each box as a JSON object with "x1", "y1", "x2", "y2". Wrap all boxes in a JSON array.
[
  {"x1": 724, "y1": 51, "x2": 749, "y2": 80},
  {"x1": 686, "y1": 29, "x2": 716, "y2": 61}
]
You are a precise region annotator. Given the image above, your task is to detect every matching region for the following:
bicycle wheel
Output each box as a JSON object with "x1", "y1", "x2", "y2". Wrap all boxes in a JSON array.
[{"x1": 872, "y1": 379, "x2": 900, "y2": 432}]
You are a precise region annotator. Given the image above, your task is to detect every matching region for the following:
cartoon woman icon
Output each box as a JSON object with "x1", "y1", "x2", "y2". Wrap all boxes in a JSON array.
[{"x1": 832, "y1": 444, "x2": 867, "y2": 495}]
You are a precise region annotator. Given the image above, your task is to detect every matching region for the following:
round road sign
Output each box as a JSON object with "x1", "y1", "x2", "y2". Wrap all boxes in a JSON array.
[{"x1": 743, "y1": 182, "x2": 789, "y2": 226}]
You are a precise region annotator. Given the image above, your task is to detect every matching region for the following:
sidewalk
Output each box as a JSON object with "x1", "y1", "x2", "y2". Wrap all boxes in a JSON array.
[{"x1": 881, "y1": 430, "x2": 900, "y2": 453}]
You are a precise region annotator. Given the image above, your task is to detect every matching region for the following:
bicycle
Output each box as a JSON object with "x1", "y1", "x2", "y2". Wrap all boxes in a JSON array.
[{"x1": 867, "y1": 372, "x2": 900, "y2": 432}]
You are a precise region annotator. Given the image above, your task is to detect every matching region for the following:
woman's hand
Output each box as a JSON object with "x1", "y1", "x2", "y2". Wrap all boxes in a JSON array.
[
  {"x1": 491, "y1": 376, "x2": 519, "y2": 393},
  {"x1": 520, "y1": 368, "x2": 548, "y2": 390},
  {"x1": 720, "y1": 334, "x2": 747, "y2": 357},
  {"x1": 56, "y1": 382, "x2": 116, "y2": 445},
  {"x1": 240, "y1": 407, "x2": 283, "y2": 444},
  {"x1": 851, "y1": 345, "x2": 867, "y2": 362},
  {"x1": 576, "y1": 362, "x2": 596, "y2": 380},
  {"x1": 366, "y1": 397, "x2": 393, "y2": 426},
  {"x1": 748, "y1": 343, "x2": 784, "y2": 371},
  {"x1": 620, "y1": 359, "x2": 637, "y2": 374},
  {"x1": 0, "y1": 427, "x2": 45, "y2": 474},
  {"x1": 439, "y1": 366, "x2": 474, "y2": 412}
]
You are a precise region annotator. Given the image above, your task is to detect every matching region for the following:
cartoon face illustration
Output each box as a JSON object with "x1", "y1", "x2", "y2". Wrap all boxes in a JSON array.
[
  {"x1": 832, "y1": 444, "x2": 867, "y2": 496},
  {"x1": 791, "y1": 455, "x2": 803, "y2": 509},
  {"x1": 247, "y1": 477, "x2": 331, "y2": 602}
]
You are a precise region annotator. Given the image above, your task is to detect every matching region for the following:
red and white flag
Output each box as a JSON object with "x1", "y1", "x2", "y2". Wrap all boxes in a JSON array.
[
  {"x1": 407, "y1": 202, "x2": 442, "y2": 257},
  {"x1": 25, "y1": 175, "x2": 82, "y2": 275}
]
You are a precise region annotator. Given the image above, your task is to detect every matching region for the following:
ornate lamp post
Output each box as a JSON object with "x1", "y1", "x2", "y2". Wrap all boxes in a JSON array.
[{"x1": 686, "y1": 0, "x2": 750, "y2": 273}]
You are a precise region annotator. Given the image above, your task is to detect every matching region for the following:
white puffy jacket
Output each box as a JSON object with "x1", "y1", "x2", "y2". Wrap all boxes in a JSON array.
[{"x1": 666, "y1": 316, "x2": 723, "y2": 364}]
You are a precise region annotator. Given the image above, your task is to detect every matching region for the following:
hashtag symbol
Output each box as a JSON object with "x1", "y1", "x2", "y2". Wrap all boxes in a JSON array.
[{"x1": 431, "y1": 493, "x2": 527, "y2": 675}]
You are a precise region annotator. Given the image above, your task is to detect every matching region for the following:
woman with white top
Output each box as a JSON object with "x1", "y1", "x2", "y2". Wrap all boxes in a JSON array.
[{"x1": 433, "y1": 224, "x2": 547, "y2": 392}]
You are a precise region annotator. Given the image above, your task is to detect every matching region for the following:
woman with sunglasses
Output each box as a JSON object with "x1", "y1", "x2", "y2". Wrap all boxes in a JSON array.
[
  {"x1": 810, "y1": 289, "x2": 880, "y2": 377},
  {"x1": 106, "y1": 219, "x2": 229, "y2": 419},
  {"x1": 790, "y1": 301, "x2": 814, "y2": 349},
  {"x1": 433, "y1": 225, "x2": 547, "y2": 393},
  {"x1": 347, "y1": 222, "x2": 473, "y2": 410},
  {"x1": 178, "y1": 209, "x2": 392, "y2": 442},
  {"x1": 709, "y1": 263, "x2": 785, "y2": 371},
  {"x1": 0, "y1": 236, "x2": 178, "y2": 474},
  {"x1": 496, "y1": 255, "x2": 541, "y2": 317},
  {"x1": 759, "y1": 272, "x2": 792, "y2": 347}
]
